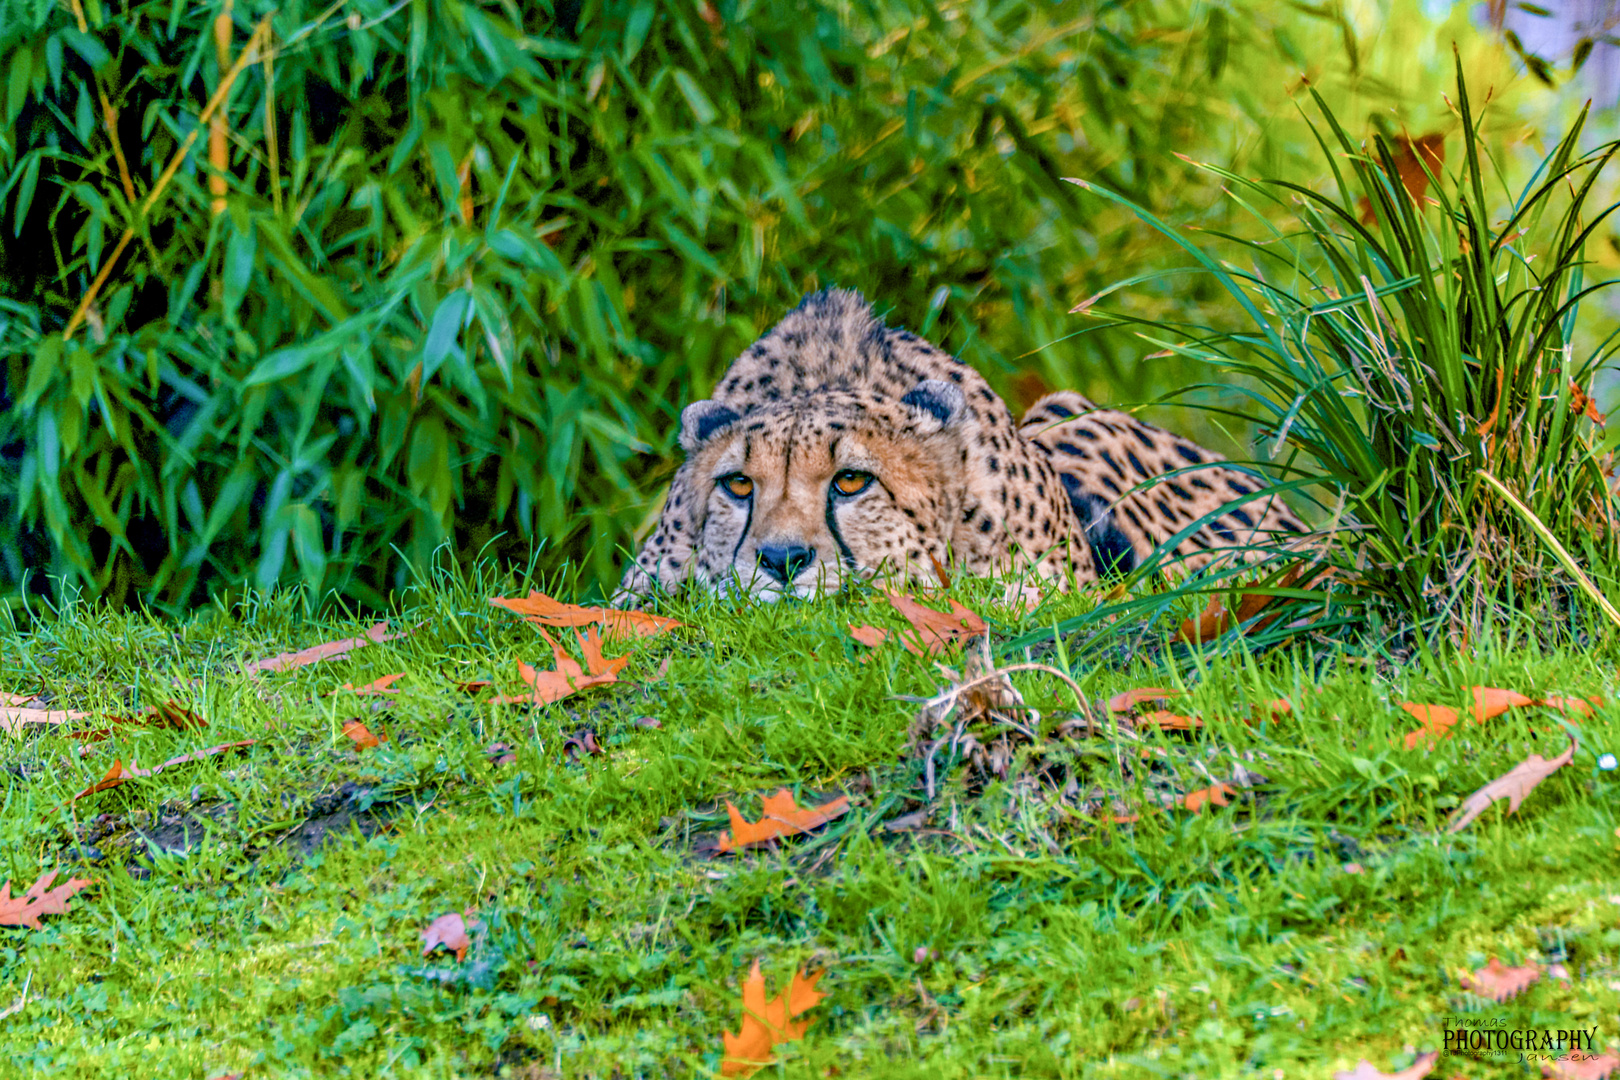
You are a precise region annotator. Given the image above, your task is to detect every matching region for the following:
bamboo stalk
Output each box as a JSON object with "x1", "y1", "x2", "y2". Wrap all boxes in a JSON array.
[
  {"x1": 209, "y1": 0, "x2": 235, "y2": 216},
  {"x1": 100, "y1": 94, "x2": 137, "y2": 204},
  {"x1": 456, "y1": 147, "x2": 475, "y2": 225},
  {"x1": 264, "y1": 45, "x2": 282, "y2": 215},
  {"x1": 64, "y1": 17, "x2": 272, "y2": 341}
]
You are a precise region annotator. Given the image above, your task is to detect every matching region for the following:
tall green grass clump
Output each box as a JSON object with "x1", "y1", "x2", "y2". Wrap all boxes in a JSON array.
[{"x1": 1074, "y1": 56, "x2": 1620, "y2": 641}]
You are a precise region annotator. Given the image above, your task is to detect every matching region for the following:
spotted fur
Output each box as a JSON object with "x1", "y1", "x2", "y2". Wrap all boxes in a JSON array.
[{"x1": 615, "y1": 289, "x2": 1306, "y2": 603}]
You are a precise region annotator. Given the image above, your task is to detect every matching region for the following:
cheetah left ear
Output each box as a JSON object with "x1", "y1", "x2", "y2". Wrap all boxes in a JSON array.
[
  {"x1": 679, "y1": 400, "x2": 741, "y2": 453},
  {"x1": 899, "y1": 379, "x2": 964, "y2": 432}
]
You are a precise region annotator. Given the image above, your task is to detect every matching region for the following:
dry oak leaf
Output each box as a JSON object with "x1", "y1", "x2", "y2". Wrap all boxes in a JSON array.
[
  {"x1": 0, "y1": 871, "x2": 93, "y2": 929},
  {"x1": 71, "y1": 699, "x2": 206, "y2": 742},
  {"x1": 245, "y1": 621, "x2": 397, "y2": 674},
  {"x1": 71, "y1": 740, "x2": 255, "y2": 801},
  {"x1": 1181, "y1": 782, "x2": 1236, "y2": 812},
  {"x1": 488, "y1": 589, "x2": 682, "y2": 639},
  {"x1": 1001, "y1": 580, "x2": 1046, "y2": 614},
  {"x1": 846, "y1": 624, "x2": 891, "y2": 650},
  {"x1": 342, "y1": 719, "x2": 387, "y2": 750},
  {"x1": 1401, "y1": 702, "x2": 1460, "y2": 749},
  {"x1": 1, "y1": 705, "x2": 89, "y2": 736},
  {"x1": 1447, "y1": 738, "x2": 1576, "y2": 834},
  {"x1": 1472, "y1": 686, "x2": 1601, "y2": 720},
  {"x1": 422, "y1": 911, "x2": 476, "y2": 962},
  {"x1": 492, "y1": 627, "x2": 628, "y2": 706},
  {"x1": 1569, "y1": 379, "x2": 1606, "y2": 425},
  {"x1": 1171, "y1": 566, "x2": 1313, "y2": 645},
  {"x1": 1541, "y1": 693, "x2": 1602, "y2": 717},
  {"x1": 1333, "y1": 1050, "x2": 1438, "y2": 1080},
  {"x1": 331, "y1": 672, "x2": 405, "y2": 696},
  {"x1": 1460, "y1": 957, "x2": 1541, "y2": 1002},
  {"x1": 1139, "y1": 710, "x2": 1203, "y2": 731},
  {"x1": 1258, "y1": 698, "x2": 1293, "y2": 722},
  {"x1": 1404, "y1": 687, "x2": 1600, "y2": 748},
  {"x1": 1356, "y1": 131, "x2": 1446, "y2": 224},
  {"x1": 1, "y1": 692, "x2": 39, "y2": 706},
  {"x1": 1471, "y1": 686, "x2": 1536, "y2": 721},
  {"x1": 882, "y1": 592, "x2": 988, "y2": 657},
  {"x1": 1544, "y1": 1052, "x2": 1620, "y2": 1080},
  {"x1": 720, "y1": 960, "x2": 827, "y2": 1078},
  {"x1": 717, "y1": 789, "x2": 852, "y2": 853},
  {"x1": 1107, "y1": 687, "x2": 1185, "y2": 712}
]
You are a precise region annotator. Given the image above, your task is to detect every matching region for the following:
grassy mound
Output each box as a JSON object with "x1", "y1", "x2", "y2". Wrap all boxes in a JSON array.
[{"x1": 2, "y1": 567, "x2": 1617, "y2": 1076}]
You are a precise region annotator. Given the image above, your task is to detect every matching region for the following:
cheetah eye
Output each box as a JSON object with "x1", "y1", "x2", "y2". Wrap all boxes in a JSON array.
[
  {"x1": 719, "y1": 473, "x2": 754, "y2": 500},
  {"x1": 831, "y1": 470, "x2": 874, "y2": 497}
]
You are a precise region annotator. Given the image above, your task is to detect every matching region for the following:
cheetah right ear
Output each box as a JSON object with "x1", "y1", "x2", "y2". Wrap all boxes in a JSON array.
[
  {"x1": 899, "y1": 379, "x2": 964, "y2": 432},
  {"x1": 679, "y1": 400, "x2": 741, "y2": 453}
]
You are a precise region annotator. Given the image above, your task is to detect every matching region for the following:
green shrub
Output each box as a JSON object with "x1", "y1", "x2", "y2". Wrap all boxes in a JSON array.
[{"x1": 0, "y1": 0, "x2": 1363, "y2": 611}]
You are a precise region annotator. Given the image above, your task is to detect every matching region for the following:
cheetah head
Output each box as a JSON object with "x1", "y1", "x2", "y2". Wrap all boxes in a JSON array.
[{"x1": 678, "y1": 380, "x2": 969, "y2": 600}]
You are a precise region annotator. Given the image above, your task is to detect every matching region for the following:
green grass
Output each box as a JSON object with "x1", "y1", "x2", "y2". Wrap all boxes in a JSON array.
[{"x1": 2, "y1": 566, "x2": 1619, "y2": 1077}]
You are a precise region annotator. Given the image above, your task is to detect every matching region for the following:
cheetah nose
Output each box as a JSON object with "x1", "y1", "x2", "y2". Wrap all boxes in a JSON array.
[{"x1": 756, "y1": 543, "x2": 816, "y2": 585}]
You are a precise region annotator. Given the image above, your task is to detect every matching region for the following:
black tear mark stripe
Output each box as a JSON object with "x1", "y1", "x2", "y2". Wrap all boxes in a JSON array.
[
  {"x1": 728, "y1": 442, "x2": 756, "y2": 570},
  {"x1": 824, "y1": 488, "x2": 860, "y2": 573},
  {"x1": 728, "y1": 500, "x2": 755, "y2": 573}
]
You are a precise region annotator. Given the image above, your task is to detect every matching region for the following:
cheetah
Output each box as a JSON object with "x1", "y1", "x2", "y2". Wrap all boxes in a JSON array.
[{"x1": 614, "y1": 289, "x2": 1306, "y2": 603}]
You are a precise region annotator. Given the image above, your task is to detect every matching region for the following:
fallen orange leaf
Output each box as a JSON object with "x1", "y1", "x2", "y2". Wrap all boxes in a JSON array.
[
  {"x1": 493, "y1": 627, "x2": 628, "y2": 706},
  {"x1": 846, "y1": 624, "x2": 890, "y2": 650},
  {"x1": 720, "y1": 960, "x2": 827, "y2": 1077},
  {"x1": 342, "y1": 719, "x2": 387, "y2": 750},
  {"x1": 422, "y1": 911, "x2": 476, "y2": 962},
  {"x1": 1447, "y1": 738, "x2": 1576, "y2": 834},
  {"x1": 332, "y1": 672, "x2": 405, "y2": 696},
  {"x1": 245, "y1": 621, "x2": 397, "y2": 674},
  {"x1": 0, "y1": 870, "x2": 93, "y2": 929},
  {"x1": 717, "y1": 790, "x2": 851, "y2": 853},
  {"x1": 0, "y1": 692, "x2": 39, "y2": 706},
  {"x1": 71, "y1": 740, "x2": 255, "y2": 801},
  {"x1": 1459, "y1": 957, "x2": 1541, "y2": 1002},
  {"x1": 1181, "y1": 783, "x2": 1236, "y2": 812},
  {"x1": 1, "y1": 706, "x2": 89, "y2": 735},
  {"x1": 1139, "y1": 710, "x2": 1202, "y2": 731},
  {"x1": 883, "y1": 592, "x2": 987, "y2": 656},
  {"x1": 1540, "y1": 693, "x2": 1601, "y2": 717},
  {"x1": 70, "y1": 699, "x2": 206, "y2": 742},
  {"x1": 1403, "y1": 688, "x2": 1601, "y2": 748},
  {"x1": 1471, "y1": 686, "x2": 1536, "y2": 721},
  {"x1": 1259, "y1": 698, "x2": 1293, "y2": 721},
  {"x1": 1172, "y1": 570, "x2": 1301, "y2": 645},
  {"x1": 1107, "y1": 687, "x2": 1184, "y2": 712},
  {"x1": 1401, "y1": 702, "x2": 1460, "y2": 749},
  {"x1": 489, "y1": 589, "x2": 682, "y2": 638}
]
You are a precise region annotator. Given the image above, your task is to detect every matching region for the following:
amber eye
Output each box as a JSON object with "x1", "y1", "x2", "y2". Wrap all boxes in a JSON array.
[
  {"x1": 721, "y1": 474, "x2": 754, "y2": 499},
  {"x1": 832, "y1": 470, "x2": 873, "y2": 497}
]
